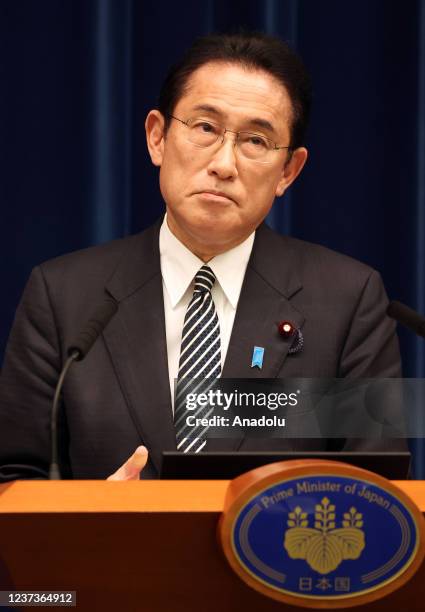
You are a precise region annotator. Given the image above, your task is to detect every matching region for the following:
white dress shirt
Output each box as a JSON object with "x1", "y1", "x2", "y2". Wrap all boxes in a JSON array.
[{"x1": 159, "y1": 215, "x2": 255, "y2": 413}]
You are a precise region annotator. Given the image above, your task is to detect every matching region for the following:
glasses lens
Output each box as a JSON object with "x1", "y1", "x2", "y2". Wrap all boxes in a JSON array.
[
  {"x1": 187, "y1": 119, "x2": 220, "y2": 147},
  {"x1": 238, "y1": 132, "x2": 272, "y2": 161}
]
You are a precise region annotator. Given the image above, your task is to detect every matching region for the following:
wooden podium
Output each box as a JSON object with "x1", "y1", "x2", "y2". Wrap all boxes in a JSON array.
[{"x1": 0, "y1": 480, "x2": 424, "y2": 611}]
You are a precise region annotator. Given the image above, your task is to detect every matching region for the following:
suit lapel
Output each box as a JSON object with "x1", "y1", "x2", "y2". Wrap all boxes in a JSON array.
[
  {"x1": 208, "y1": 223, "x2": 306, "y2": 451},
  {"x1": 225, "y1": 223, "x2": 306, "y2": 377},
  {"x1": 103, "y1": 222, "x2": 177, "y2": 473}
]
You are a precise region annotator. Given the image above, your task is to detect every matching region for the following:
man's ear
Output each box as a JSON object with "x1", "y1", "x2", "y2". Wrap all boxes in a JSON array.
[
  {"x1": 275, "y1": 147, "x2": 308, "y2": 197},
  {"x1": 145, "y1": 110, "x2": 165, "y2": 167}
]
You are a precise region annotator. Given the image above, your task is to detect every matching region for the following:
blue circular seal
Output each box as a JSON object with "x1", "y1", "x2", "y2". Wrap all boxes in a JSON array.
[{"x1": 230, "y1": 472, "x2": 422, "y2": 603}]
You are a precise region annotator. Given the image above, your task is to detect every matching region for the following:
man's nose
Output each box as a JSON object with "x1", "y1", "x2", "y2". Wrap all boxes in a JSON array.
[{"x1": 206, "y1": 133, "x2": 238, "y2": 180}]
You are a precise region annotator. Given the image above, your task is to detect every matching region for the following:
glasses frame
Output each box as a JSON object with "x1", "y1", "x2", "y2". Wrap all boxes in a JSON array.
[{"x1": 168, "y1": 114, "x2": 293, "y2": 164}]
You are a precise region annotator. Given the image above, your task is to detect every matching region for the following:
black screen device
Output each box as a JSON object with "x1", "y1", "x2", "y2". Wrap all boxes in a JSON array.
[{"x1": 160, "y1": 451, "x2": 411, "y2": 480}]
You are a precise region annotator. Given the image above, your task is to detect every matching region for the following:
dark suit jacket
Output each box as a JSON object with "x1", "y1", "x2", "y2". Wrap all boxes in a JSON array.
[{"x1": 0, "y1": 221, "x2": 404, "y2": 479}]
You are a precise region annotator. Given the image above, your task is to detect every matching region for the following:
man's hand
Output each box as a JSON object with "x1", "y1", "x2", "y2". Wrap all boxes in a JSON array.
[{"x1": 106, "y1": 445, "x2": 148, "y2": 480}]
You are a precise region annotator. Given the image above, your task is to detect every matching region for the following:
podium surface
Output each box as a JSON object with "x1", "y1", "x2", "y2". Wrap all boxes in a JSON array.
[{"x1": 0, "y1": 481, "x2": 424, "y2": 611}]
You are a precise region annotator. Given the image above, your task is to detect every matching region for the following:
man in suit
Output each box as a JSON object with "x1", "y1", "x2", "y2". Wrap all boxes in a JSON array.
[{"x1": 0, "y1": 32, "x2": 403, "y2": 481}]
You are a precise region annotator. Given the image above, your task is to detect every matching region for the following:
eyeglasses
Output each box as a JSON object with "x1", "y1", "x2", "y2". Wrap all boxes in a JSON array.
[{"x1": 168, "y1": 115, "x2": 292, "y2": 164}]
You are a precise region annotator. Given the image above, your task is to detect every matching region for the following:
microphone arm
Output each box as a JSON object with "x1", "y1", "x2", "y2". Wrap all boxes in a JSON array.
[
  {"x1": 49, "y1": 299, "x2": 118, "y2": 480},
  {"x1": 49, "y1": 350, "x2": 79, "y2": 480},
  {"x1": 387, "y1": 300, "x2": 425, "y2": 339}
]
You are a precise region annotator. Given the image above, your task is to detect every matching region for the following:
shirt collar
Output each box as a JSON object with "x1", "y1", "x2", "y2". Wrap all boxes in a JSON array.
[{"x1": 159, "y1": 215, "x2": 255, "y2": 309}]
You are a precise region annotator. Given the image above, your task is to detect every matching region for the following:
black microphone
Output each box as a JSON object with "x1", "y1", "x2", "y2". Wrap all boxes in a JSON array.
[
  {"x1": 49, "y1": 298, "x2": 119, "y2": 479},
  {"x1": 387, "y1": 300, "x2": 425, "y2": 339}
]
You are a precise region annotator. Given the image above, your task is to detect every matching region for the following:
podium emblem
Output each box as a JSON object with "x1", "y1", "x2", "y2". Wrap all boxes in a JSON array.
[
  {"x1": 284, "y1": 496, "x2": 365, "y2": 574},
  {"x1": 219, "y1": 460, "x2": 425, "y2": 608}
]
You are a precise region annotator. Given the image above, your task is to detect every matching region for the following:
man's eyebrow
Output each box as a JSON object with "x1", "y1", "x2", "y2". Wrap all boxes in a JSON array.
[
  {"x1": 192, "y1": 104, "x2": 222, "y2": 116},
  {"x1": 247, "y1": 117, "x2": 276, "y2": 135},
  {"x1": 191, "y1": 104, "x2": 277, "y2": 135}
]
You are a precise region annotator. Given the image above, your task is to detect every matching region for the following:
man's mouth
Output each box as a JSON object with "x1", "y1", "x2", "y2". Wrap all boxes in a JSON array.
[{"x1": 195, "y1": 190, "x2": 236, "y2": 203}]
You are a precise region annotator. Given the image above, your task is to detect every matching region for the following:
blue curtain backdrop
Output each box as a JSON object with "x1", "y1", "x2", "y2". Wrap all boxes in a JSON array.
[{"x1": 1, "y1": 0, "x2": 424, "y2": 474}]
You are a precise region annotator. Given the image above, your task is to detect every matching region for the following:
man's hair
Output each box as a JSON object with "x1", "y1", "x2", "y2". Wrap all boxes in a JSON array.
[{"x1": 158, "y1": 31, "x2": 312, "y2": 149}]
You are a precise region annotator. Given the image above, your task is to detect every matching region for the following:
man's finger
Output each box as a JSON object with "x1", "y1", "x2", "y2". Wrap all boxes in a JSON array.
[{"x1": 106, "y1": 445, "x2": 148, "y2": 481}]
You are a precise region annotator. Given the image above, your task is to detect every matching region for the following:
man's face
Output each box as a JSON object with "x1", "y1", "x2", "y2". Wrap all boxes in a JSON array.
[{"x1": 146, "y1": 62, "x2": 307, "y2": 259}]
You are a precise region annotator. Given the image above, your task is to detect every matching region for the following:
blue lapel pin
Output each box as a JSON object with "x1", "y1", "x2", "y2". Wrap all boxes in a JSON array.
[{"x1": 251, "y1": 346, "x2": 264, "y2": 369}]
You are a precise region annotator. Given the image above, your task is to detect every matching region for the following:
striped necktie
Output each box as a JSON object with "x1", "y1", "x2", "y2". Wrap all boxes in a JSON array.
[{"x1": 174, "y1": 265, "x2": 221, "y2": 453}]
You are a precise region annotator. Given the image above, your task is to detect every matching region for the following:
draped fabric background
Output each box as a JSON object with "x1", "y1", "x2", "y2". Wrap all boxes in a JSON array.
[{"x1": 1, "y1": 0, "x2": 424, "y2": 474}]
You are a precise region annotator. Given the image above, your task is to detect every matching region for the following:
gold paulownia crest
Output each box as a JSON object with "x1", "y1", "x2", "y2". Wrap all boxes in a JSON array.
[{"x1": 284, "y1": 497, "x2": 365, "y2": 574}]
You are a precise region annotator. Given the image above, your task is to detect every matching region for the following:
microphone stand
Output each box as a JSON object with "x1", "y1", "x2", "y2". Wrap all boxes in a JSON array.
[
  {"x1": 48, "y1": 298, "x2": 118, "y2": 480},
  {"x1": 49, "y1": 350, "x2": 79, "y2": 480}
]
